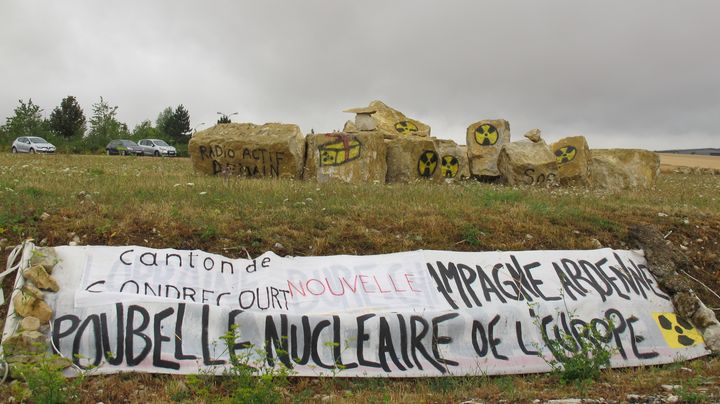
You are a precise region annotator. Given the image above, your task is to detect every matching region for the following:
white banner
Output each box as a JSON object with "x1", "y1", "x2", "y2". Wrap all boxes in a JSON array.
[{"x1": 7, "y1": 246, "x2": 709, "y2": 376}]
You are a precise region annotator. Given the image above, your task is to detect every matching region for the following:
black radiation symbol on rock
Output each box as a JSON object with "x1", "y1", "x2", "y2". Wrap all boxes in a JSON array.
[
  {"x1": 395, "y1": 121, "x2": 419, "y2": 134},
  {"x1": 474, "y1": 124, "x2": 499, "y2": 146},
  {"x1": 440, "y1": 155, "x2": 459, "y2": 178},
  {"x1": 555, "y1": 146, "x2": 577, "y2": 164},
  {"x1": 658, "y1": 314, "x2": 697, "y2": 347},
  {"x1": 417, "y1": 150, "x2": 439, "y2": 177}
]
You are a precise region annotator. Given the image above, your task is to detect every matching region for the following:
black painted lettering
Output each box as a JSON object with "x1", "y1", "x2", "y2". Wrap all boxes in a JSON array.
[
  {"x1": 140, "y1": 252, "x2": 157, "y2": 266},
  {"x1": 356, "y1": 313, "x2": 381, "y2": 368},
  {"x1": 431, "y1": 313, "x2": 459, "y2": 366},
  {"x1": 153, "y1": 307, "x2": 180, "y2": 370},
  {"x1": 119, "y1": 249, "x2": 134, "y2": 265},
  {"x1": 175, "y1": 304, "x2": 197, "y2": 361},
  {"x1": 310, "y1": 319, "x2": 334, "y2": 369},
  {"x1": 488, "y1": 314, "x2": 509, "y2": 360},
  {"x1": 378, "y1": 316, "x2": 406, "y2": 371},
  {"x1": 100, "y1": 303, "x2": 125, "y2": 365},
  {"x1": 410, "y1": 315, "x2": 444, "y2": 373},
  {"x1": 264, "y1": 314, "x2": 291, "y2": 368},
  {"x1": 72, "y1": 314, "x2": 102, "y2": 369},
  {"x1": 126, "y1": 305, "x2": 152, "y2": 367}
]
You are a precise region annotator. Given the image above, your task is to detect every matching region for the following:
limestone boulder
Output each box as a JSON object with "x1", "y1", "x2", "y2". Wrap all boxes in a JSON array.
[
  {"x1": 343, "y1": 120, "x2": 358, "y2": 133},
  {"x1": 386, "y1": 137, "x2": 443, "y2": 183},
  {"x1": 590, "y1": 149, "x2": 660, "y2": 190},
  {"x1": 304, "y1": 132, "x2": 387, "y2": 183},
  {"x1": 13, "y1": 291, "x2": 52, "y2": 323},
  {"x1": 497, "y1": 140, "x2": 558, "y2": 186},
  {"x1": 23, "y1": 265, "x2": 59, "y2": 292},
  {"x1": 343, "y1": 106, "x2": 378, "y2": 131},
  {"x1": 551, "y1": 136, "x2": 592, "y2": 186},
  {"x1": 29, "y1": 247, "x2": 58, "y2": 273},
  {"x1": 2, "y1": 330, "x2": 46, "y2": 355},
  {"x1": 349, "y1": 100, "x2": 430, "y2": 138},
  {"x1": 524, "y1": 129, "x2": 542, "y2": 143},
  {"x1": 466, "y1": 119, "x2": 511, "y2": 177},
  {"x1": 20, "y1": 316, "x2": 41, "y2": 332},
  {"x1": 434, "y1": 139, "x2": 470, "y2": 180},
  {"x1": 189, "y1": 123, "x2": 306, "y2": 179}
]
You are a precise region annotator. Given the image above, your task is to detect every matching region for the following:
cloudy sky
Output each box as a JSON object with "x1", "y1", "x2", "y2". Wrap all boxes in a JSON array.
[{"x1": 1, "y1": 0, "x2": 718, "y2": 150}]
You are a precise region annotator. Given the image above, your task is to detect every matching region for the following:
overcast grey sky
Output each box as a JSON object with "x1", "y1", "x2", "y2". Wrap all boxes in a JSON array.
[{"x1": 1, "y1": 0, "x2": 718, "y2": 150}]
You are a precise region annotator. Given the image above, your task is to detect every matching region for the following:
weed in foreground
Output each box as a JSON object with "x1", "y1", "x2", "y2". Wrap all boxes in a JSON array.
[
  {"x1": 461, "y1": 225, "x2": 483, "y2": 246},
  {"x1": 12, "y1": 352, "x2": 82, "y2": 404},
  {"x1": 541, "y1": 320, "x2": 614, "y2": 388},
  {"x1": 219, "y1": 324, "x2": 293, "y2": 404}
]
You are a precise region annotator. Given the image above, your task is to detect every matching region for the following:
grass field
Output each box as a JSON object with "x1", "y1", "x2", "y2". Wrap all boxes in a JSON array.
[{"x1": 1, "y1": 153, "x2": 719, "y2": 402}]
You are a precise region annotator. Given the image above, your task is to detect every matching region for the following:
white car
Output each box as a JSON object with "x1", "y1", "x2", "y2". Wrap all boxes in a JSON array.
[
  {"x1": 11, "y1": 137, "x2": 56, "y2": 154},
  {"x1": 138, "y1": 139, "x2": 177, "y2": 157}
]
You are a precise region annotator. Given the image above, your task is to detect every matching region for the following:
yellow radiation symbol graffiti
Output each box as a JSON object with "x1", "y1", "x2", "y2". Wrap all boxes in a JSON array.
[
  {"x1": 474, "y1": 124, "x2": 499, "y2": 146},
  {"x1": 395, "y1": 121, "x2": 418, "y2": 134},
  {"x1": 440, "y1": 155, "x2": 459, "y2": 178},
  {"x1": 653, "y1": 312, "x2": 703, "y2": 348},
  {"x1": 319, "y1": 134, "x2": 362, "y2": 166},
  {"x1": 417, "y1": 150, "x2": 438, "y2": 177},
  {"x1": 554, "y1": 146, "x2": 577, "y2": 165}
]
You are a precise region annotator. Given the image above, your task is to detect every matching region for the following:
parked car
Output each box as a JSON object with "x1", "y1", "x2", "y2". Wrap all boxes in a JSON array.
[
  {"x1": 106, "y1": 140, "x2": 144, "y2": 156},
  {"x1": 11, "y1": 137, "x2": 56, "y2": 154},
  {"x1": 138, "y1": 139, "x2": 177, "y2": 157}
]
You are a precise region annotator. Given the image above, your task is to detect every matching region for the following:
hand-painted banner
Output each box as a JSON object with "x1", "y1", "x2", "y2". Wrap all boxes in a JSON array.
[{"x1": 4, "y1": 245, "x2": 709, "y2": 376}]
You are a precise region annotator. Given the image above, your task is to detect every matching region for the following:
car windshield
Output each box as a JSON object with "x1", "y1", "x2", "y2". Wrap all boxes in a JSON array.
[
  {"x1": 28, "y1": 137, "x2": 47, "y2": 143},
  {"x1": 153, "y1": 140, "x2": 170, "y2": 146},
  {"x1": 120, "y1": 140, "x2": 138, "y2": 146}
]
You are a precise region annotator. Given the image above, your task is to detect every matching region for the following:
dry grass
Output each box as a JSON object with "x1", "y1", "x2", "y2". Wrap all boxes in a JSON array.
[{"x1": 1, "y1": 152, "x2": 720, "y2": 402}]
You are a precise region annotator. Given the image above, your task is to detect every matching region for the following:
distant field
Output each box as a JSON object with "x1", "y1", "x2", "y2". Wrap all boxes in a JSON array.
[
  {"x1": 659, "y1": 153, "x2": 720, "y2": 170},
  {"x1": 1, "y1": 153, "x2": 719, "y2": 402}
]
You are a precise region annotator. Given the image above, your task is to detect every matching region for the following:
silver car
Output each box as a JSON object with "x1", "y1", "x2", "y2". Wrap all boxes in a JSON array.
[
  {"x1": 138, "y1": 139, "x2": 177, "y2": 157},
  {"x1": 11, "y1": 137, "x2": 56, "y2": 154}
]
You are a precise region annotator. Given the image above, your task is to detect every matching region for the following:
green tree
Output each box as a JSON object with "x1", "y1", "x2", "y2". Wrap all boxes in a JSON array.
[
  {"x1": 132, "y1": 120, "x2": 163, "y2": 140},
  {"x1": 217, "y1": 115, "x2": 232, "y2": 124},
  {"x1": 82, "y1": 97, "x2": 128, "y2": 153},
  {"x1": 49, "y1": 96, "x2": 86, "y2": 138},
  {"x1": 155, "y1": 107, "x2": 174, "y2": 136},
  {"x1": 88, "y1": 97, "x2": 126, "y2": 139},
  {"x1": 2, "y1": 98, "x2": 49, "y2": 138},
  {"x1": 157, "y1": 105, "x2": 191, "y2": 140},
  {"x1": 171, "y1": 104, "x2": 191, "y2": 139}
]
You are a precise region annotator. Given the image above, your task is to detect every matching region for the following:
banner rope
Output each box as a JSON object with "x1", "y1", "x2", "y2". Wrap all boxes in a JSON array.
[
  {"x1": 0, "y1": 242, "x2": 25, "y2": 307},
  {"x1": 1, "y1": 242, "x2": 28, "y2": 384}
]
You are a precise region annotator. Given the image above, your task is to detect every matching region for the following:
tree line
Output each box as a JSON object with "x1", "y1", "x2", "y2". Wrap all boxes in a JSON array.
[{"x1": 0, "y1": 96, "x2": 193, "y2": 155}]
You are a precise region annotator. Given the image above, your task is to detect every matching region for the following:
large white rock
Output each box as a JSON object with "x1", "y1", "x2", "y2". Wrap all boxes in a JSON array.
[
  {"x1": 551, "y1": 136, "x2": 592, "y2": 186},
  {"x1": 189, "y1": 123, "x2": 306, "y2": 179},
  {"x1": 304, "y1": 132, "x2": 387, "y2": 183},
  {"x1": 434, "y1": 139, "x2": 470, "y2": 180},
  {"x1": 386, "y1": 137, "x2": 443, "y2": 183},
  {"x1": 466, "y1": 119, "x2": 511, "y2": 177},
  {"x1": 590, "y1": 149, "x2": 660, "y2": 190},
  {"x1": 497, "y1": 140, "x2": 558, "y2": 186}
]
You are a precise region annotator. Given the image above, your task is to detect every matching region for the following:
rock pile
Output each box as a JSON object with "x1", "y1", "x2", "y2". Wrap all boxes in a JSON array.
[
  {"x1": 359, "y1": 100, "x2": 431, "y2": 138},
  {"x1": 630, "y1": 226, "x2": 720, "y2": 351},
  {"x1": 2, "y1": 247, "x2": 72, "y2": 376},
  {"x1": 189, "y1": 101, "x2": 660, "y2": 190}
]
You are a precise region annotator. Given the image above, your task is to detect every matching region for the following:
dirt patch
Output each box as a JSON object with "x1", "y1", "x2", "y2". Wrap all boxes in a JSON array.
[{"x1": 659, "y1": 153, "x2": 720, "y2": 172}]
